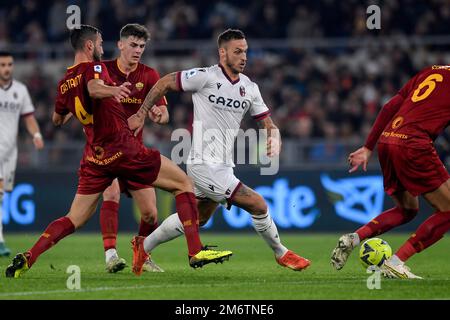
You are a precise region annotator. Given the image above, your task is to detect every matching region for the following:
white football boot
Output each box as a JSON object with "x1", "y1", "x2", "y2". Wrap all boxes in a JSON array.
[
  {"x1": 381, "y1": 258, "x2": 423, "y2": 279},
  {"x1": 106, "y1": 256, "x2": 127, "y2": 273},
  {"x1": 331, "y1": 233, "x2": 358, "y2": 270},
  {"x1": 142, "y1": 255, "x2": 164, "y2": 272}
]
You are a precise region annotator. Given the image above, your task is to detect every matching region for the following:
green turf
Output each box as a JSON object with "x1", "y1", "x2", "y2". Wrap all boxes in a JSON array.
[{"x1": 0, "y1": 233, "x2": 449, "y2": 300}]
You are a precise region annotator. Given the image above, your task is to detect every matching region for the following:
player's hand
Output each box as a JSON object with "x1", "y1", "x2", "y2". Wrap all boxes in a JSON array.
[
  {"x1": 148, "y1": 105, "x2": 169, "y2": 124},
  {"x1": 128, "y1": 113, "x2": 145, "y2": 136},
  {"x1": 33, "y1": 132, "x2": 44, "y2": 150},
  {"x1": 348, "y1": 146, "x2": 372, "y2": 173},
  {"x1": 267, "y1": 135, "x2": 281, "y2": 157},
  {"x1": 148, "y1": 105, "x2": 162, "y2": 123},
  {"x1": 112, "y1": 82, "x2": 131, "y2": 103}
]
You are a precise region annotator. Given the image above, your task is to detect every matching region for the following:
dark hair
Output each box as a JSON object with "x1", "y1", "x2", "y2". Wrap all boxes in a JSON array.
[
  {"x1": 70, "y1": 25, "x2": 101, "y2": 51},
  {"x1": 217, "y1": 29, "x2": 246, "y2": 47},
  {"x1": 0, "y1": 51, "x2": 13, "y2": 58},
  {"x1": 120, "y1": 24, "x2": 150, "y2": 41}
]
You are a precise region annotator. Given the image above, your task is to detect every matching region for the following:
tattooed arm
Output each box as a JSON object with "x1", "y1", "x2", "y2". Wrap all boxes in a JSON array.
[
  {"x1": 257, "y1": 116, "x2": 282, "y2": 157},
  {"x1": 128, "y1": 72, "x2": 179, "y2": 135}
]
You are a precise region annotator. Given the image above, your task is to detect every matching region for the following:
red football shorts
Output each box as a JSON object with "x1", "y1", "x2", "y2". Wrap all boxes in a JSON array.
[
  {"x1": 77, "y1": 147, "x2": 161, "y2": 195},
  {"x1": 377, "y1": 143, "x2": 449, "y2": 196}
]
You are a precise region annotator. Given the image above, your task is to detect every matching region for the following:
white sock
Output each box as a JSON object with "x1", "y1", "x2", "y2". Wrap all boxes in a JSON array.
[
  {"x1": 144, "y1": 213, "x2": 184, "y2": 253},
  {"x1": 0, "y1": 190, "x2": 4, "y2": 243},
  {"x1": 105, "y1": 248, "x2": 118, "y2": 262},
  {"x1": 251, "y1": 210, "x2": 288, "y2": 259}
]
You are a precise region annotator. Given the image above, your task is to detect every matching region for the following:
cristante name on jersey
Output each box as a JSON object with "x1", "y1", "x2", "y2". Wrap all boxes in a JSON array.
[
  {"x1": 60, "y1": 74, "x2": 83, "y2": 94},
  {"x1": 120, "y1": 96, "x2": 142, "y2": 104}
]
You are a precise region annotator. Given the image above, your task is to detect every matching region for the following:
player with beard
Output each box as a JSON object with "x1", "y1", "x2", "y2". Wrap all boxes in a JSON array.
[
  {"x1": 5, "y1": 25, "x2": 232, "y2": 278},
  {"x1": 128, "y1": 29, "x2": 310, "y2": 274},
  {"x1": 0, "y1": 51, "x2": 44, "y2": 257}
]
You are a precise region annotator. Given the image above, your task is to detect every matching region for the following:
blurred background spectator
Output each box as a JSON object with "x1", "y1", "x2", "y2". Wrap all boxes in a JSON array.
[{"x1": 1, "y1": 0, "x2": 450, "y2": 168}]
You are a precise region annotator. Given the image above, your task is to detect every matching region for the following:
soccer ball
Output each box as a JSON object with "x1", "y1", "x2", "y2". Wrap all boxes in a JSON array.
[{"x1": 359, "y1": 238, "x2": 392, "y2": 269}]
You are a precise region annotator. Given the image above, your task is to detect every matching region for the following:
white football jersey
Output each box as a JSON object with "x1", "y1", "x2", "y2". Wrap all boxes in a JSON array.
[
  {"x1": 0, "y1": 80, "x2": 35, "y2": 161},
  {"x1": 178, "y1": 64, "x2": 270, "y2": 166}
]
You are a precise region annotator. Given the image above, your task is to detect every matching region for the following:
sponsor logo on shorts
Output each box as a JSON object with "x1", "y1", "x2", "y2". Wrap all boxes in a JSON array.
[{"x1": 86, "y1": 151, "x2": 123, "y2": 165}]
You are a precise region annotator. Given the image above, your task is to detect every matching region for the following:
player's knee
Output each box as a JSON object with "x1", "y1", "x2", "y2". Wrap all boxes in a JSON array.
[
  {"x1": 103, "y1": 187, "x2": 120, "y2": 202},
  {"x1": 249, "y1": 198, "x2": 268, "y2": 216},
  {"x1": 177, "y1": 176, "x2": 194, "y2": 194},
  {"x1": 400, "y1": 207, "x2": 419, "y2": 223},
  {"x1": 140, "y1": 206, "x2": 158, "y2": 224}
]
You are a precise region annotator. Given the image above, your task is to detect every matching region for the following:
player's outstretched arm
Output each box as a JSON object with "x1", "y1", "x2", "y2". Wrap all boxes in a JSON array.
[
  {"x1": 364, "y1": 93, "x2": 404, "y2": 151},
  {"x1": 87, "y1": 79, "x2": 131, "y2": 103},
  {"x1": 348, "y1": 146, "x2": 372, "y2": 173},
  {"x1": 257, "y1": 116, "x2": 281, "y2": 157},
  {"x1": 347, "y1": 93, "x2": 404, "y2": 173},
  {"x1": 129, "y1": 72, "x2": 178, "y2": 134},
  {"x1": 23, "y1": 114, "x2": 44, "y2": 150}
]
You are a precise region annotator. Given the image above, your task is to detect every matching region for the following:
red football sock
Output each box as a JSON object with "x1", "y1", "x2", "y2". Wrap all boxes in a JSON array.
[
  {"x1": 396, "y1": 211, "x2": 450, "y2": 262},
  {"x1": 27, "y1": 217, "x2": 75, "y2": 267},
  {"x1": 138, "y1": 218, "x2": 158, "y2": 237},
  {"x1": 100, "y1": 201, "x2": 119, "y2": 251},
  {"x1": 356, "y1": 207, "x2": 418, "y2": 241},
  {"x1": 175, "y1": 192, "x2": 202, "y2": 256}
]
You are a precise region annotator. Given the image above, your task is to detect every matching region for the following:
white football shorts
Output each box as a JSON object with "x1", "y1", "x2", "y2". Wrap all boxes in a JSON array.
[
  {"x1": 187, "y1": 162, "x2": 242, "y2": 207},
  {"x1": 0, "y1": 147, "x2": 17, "y2": 192}
]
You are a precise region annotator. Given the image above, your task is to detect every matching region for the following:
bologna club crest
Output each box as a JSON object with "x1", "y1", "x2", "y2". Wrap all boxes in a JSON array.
[{"x1": 239, "y1": 86, "x2": 246, "y2": 97}]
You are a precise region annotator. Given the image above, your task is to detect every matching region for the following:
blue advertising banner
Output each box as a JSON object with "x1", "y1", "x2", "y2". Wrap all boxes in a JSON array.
[{"x1": 2, "y1": 169, "x2": 435, "y2": 232}]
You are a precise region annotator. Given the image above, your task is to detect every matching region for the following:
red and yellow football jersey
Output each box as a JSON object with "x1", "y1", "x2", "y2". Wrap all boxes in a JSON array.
[
  {"x1": 103, "y1": 59, "x2": 167, "y2": 141},
  {"x1": 54, "y1": 62, "x2": 98, "y2": 151},
  {"x1": 379, "y1": 65, "x2": 450, "y2": 148},
  {"x1": 54, "y1": 62, "x2": 141, "y2": 165}
]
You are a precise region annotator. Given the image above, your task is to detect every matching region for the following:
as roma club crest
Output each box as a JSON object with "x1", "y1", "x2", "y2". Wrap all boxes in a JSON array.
[
  {"x1": 239, "y1": 86, "x2": 246, "y2": 97},
  {"x1": 391, "y1": 116, "x2": 403, "y2": 129},
  {"x1": 135, "y1": 82, "x2": 144, "y2": 91}
]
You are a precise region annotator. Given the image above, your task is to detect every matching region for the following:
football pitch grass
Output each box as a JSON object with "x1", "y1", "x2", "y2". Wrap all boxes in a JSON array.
[{"x1": 0, "y1": 233, "x2": 449, "y2": 300}]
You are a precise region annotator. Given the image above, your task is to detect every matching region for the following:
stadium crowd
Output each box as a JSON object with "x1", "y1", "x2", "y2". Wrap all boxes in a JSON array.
[{"x1": 1, "y1": 0, "x2": 450, "y2": 164}]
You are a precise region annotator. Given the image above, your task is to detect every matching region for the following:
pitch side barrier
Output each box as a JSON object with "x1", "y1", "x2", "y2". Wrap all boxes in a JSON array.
[{"x1": 2, "y1": 168, "x2": 436, "y2": 232}]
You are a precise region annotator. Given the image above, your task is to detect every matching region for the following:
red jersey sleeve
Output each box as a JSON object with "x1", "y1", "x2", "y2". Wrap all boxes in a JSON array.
[
  {"x1": 85, "y1": 62, "x2": 113, "y2": 85},
  {"x1": 398, "y1": 71, "x2": 421, "y2": 99},
  {"x1": 364, "y1": 71, "x2": 423, "y2": 150},
  {"x1": 54, "y1": 80, "x2": 70, "y2": 115},
  {"x1": 147, "y1": 69, "x2": 167, "y2": 106}
]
